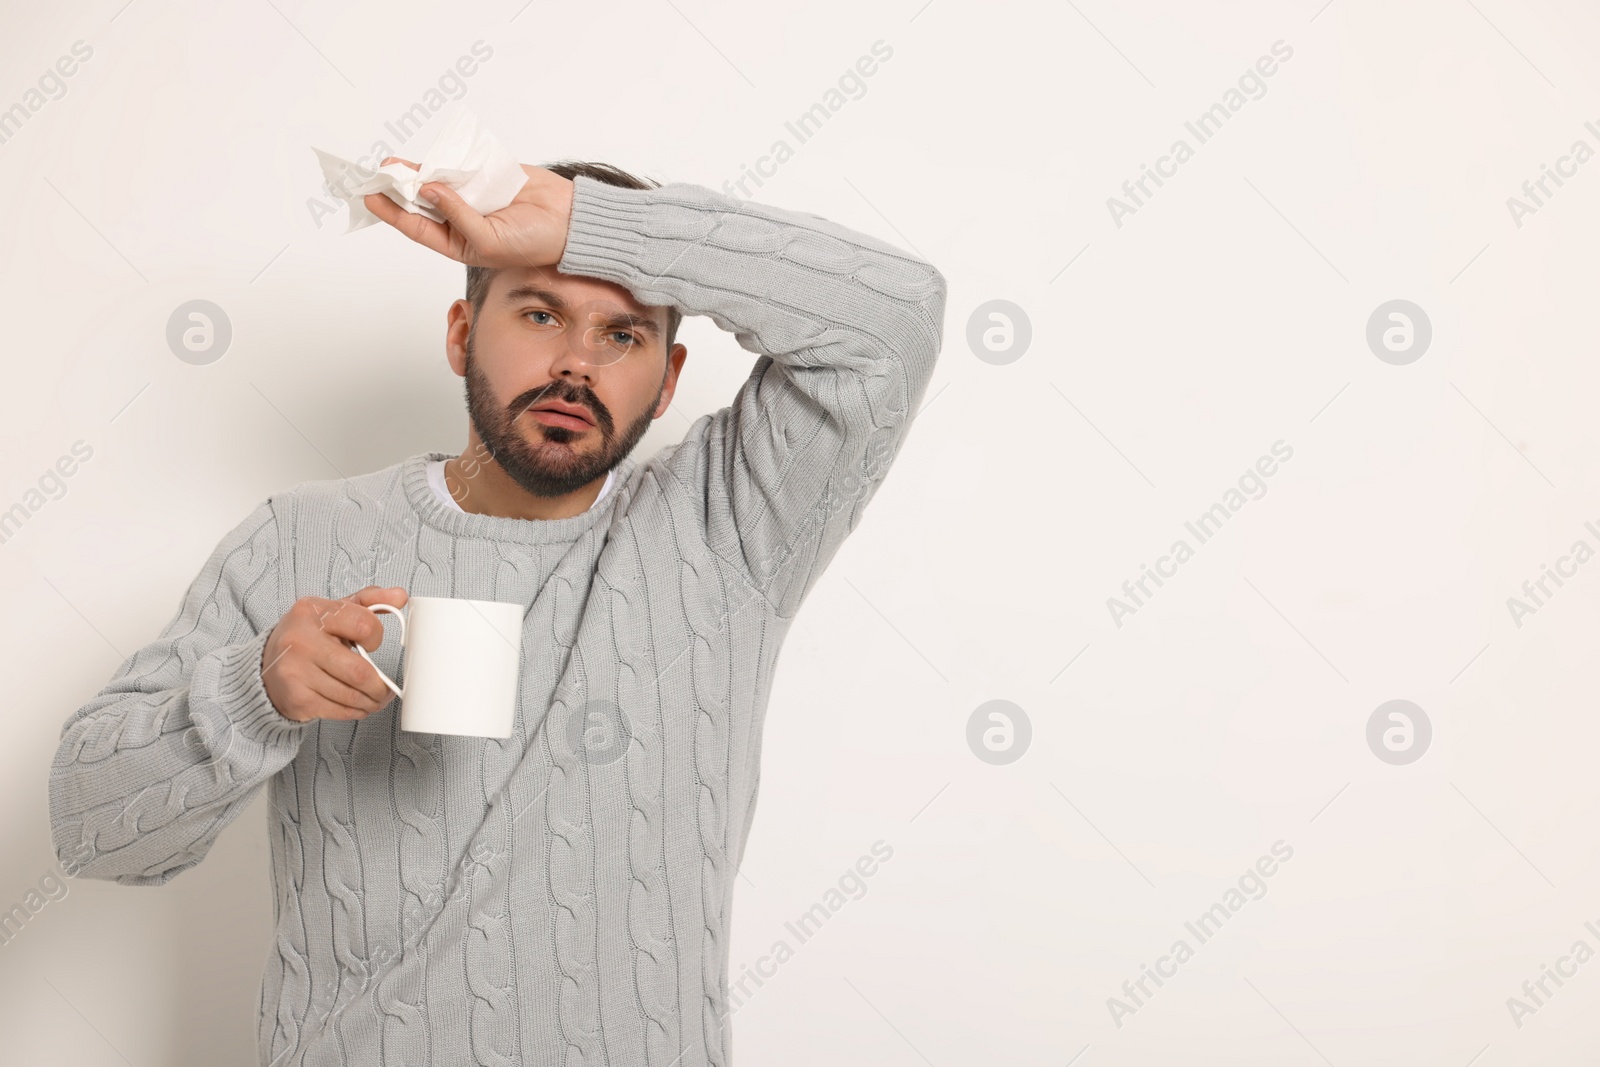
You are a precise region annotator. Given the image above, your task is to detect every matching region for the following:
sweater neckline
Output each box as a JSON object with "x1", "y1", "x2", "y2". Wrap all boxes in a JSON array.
[{"x1": 402, "y1": 451, "x2": 634, "y2": 545}]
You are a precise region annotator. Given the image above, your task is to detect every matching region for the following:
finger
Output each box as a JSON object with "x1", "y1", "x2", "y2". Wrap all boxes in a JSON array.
[
  {"x1": 380, "y1": 156, "x2": 420, "y2": 170},
  {"x1": 271, "y1": 659, "x2": 377, "y2": 722},
  {"x1": 300, "y1": 692, "x2": 381, "y2": 723},
  {"x1": 364, "y1": 191, "x2": 462, "y2": 259},
  {"x1": 314, "y1": 641, "x2": 396, "y2": 704},
  {"x1": 417, "y1": 181, "x2": 498, "y2": 253},
  {"x1": 312, "y1": 599, "x2": 387, "y2": 650},
  {"x1": 347, "y1": 585, "x2": 409, "y2": 610},
  {"x1": 304, "y1": 657, "x2": 392, "y2": 713}
]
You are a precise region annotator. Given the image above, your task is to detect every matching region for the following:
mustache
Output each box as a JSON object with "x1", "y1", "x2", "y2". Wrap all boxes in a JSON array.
[{"x1": 509, "y1": 380, "x2": 611, "y2": 433}]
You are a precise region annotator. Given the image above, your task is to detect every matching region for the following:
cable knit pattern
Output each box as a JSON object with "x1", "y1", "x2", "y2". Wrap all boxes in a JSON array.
[{"x1": 48, "y1": 174, "x2": 946, "y2": 1066}]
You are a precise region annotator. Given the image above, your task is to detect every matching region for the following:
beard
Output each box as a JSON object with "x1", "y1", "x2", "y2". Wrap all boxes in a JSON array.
[{"x1": 463, "y1": 329, "x2": 661, "y2": 499}]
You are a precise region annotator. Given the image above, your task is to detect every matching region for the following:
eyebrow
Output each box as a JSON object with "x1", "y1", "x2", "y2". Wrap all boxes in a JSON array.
[{"x1": 501, "y1": 284, "x2": 662, "y2": 341}]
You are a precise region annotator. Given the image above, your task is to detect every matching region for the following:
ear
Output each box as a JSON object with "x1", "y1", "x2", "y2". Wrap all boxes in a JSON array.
[
  {"x1": 445, "y1": 299, "x2": 472, "y2": 377},
  {"x1": 653, "y1": 343, "x2": 689, "y2": 418}
]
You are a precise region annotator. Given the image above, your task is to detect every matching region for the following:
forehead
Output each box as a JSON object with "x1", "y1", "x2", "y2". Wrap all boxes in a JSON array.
[{"x1": 488, "y1": 266, "x2": 665, "y2": 325}]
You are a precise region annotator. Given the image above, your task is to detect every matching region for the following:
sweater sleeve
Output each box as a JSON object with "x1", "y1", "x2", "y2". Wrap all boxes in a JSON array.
[
  {"x1": 48, "y1": 498, "x2": 309, "y2": 886},
  {"x1": 556, "y1": 175, "x2": 948, "y2": 616}
]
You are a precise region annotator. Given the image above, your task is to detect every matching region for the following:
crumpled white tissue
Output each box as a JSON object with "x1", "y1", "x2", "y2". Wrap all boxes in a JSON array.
[{"x1": 312, "y1": 104, "x2": 527, "y2": 234}]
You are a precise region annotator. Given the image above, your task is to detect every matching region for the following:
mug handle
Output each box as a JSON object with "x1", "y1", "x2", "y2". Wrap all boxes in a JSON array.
[{"x1": 351, "y1": 603, "x2": 406, "y2": 700}]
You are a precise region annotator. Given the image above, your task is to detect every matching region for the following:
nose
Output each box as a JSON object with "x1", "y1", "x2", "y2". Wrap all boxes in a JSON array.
[
  {"x1": 554, "y1": 303, "x2": 633, "y2": 370},
  {"x1": 547, "y1": 326, "x2": 602, "y2": 381}
]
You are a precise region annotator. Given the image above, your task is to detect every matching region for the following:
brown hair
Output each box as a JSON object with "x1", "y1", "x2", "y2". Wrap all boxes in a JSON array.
[{"x1": 464, "y1": 160, "x2": 682, "y2": 349}]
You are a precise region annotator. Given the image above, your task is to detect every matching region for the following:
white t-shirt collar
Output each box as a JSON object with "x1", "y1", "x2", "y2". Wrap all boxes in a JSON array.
[{"x1": 424, "y1": 457, "x2": 614, "y2": 515}]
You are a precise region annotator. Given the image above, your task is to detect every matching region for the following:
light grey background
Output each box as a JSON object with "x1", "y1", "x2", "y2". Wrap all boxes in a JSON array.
[{"x1": 2, "y1": 0, "x2": 1597, "y2": 1063}]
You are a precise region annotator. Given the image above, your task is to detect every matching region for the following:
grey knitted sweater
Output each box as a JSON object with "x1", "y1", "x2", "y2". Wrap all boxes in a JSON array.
[{"x1": 48, "y1": 174, "x2": 947, "y2": 1067}]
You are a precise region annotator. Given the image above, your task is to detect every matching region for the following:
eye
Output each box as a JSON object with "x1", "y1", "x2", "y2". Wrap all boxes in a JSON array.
[
  {"x1": 609, "y1": 330, "x2": 639, "y2": 347},
  {"x1": 525, "y1": 310, "x2": 557, "y2": 326}
]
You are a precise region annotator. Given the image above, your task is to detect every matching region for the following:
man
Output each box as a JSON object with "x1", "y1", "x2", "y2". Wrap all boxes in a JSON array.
[{"x1": 48, "y1": 154, "x2": 946, "y2": 1066}]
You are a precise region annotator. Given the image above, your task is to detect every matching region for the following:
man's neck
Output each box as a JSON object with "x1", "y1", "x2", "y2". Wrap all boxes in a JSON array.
[{"x1": 443, "y1": 442, "x2": 605, "y2": 521}]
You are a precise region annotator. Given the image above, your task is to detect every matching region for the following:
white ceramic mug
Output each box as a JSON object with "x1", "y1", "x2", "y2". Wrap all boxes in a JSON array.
[{"x1": 350, "y1": 596, "x2": 526, "y2": 739}]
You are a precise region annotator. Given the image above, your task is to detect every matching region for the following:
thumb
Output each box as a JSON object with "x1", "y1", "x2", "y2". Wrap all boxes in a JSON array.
[
  {"x1": 421, "y1": 182, "x2": 496, "y2": 247},
  {"x1": 349, "y1": 585, "x2": 409, "y2": 609}
]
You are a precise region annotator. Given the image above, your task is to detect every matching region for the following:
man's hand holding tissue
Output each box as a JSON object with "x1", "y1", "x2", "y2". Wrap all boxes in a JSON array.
[{"x1": 362, "y1": 157, "x2": 574, "y2": 269}]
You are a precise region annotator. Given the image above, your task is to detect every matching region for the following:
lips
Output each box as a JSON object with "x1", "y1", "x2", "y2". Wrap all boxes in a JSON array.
[{"x1": 528, "y1": 400, "x2": 595, "y2": 426}]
